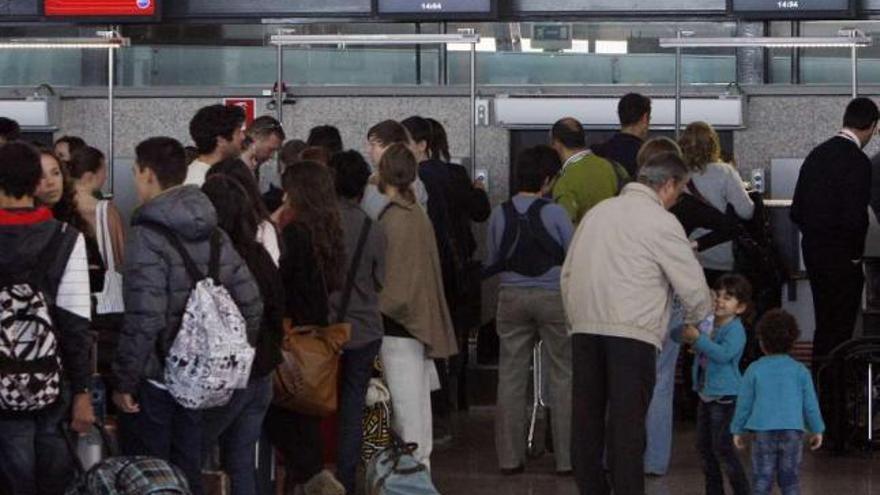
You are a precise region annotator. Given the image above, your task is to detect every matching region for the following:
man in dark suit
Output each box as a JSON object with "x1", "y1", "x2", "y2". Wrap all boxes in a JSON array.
[{"x1": 791, "y1": 97, "x2": 879, "y2": 448}]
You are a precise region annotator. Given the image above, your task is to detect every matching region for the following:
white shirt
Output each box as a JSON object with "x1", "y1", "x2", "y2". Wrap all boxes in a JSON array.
[
  {"x1": 184, "y1": 159, "x2": 211, "y2": 186},
  {"x1": 256, "y1": 221, "x2": 281, "y2": 267},
  {"x1": 56, "y1": 233, "x2": 91, "y2": 321}
]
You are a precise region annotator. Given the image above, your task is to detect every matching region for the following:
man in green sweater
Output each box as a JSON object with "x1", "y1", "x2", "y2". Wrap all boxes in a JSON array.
[{"x1": 550, "y1": 118, "x2": 620, "y2": 224}]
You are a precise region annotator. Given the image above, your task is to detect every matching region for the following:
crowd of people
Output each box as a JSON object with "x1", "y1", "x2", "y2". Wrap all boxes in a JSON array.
[{"x1": 0, "y1": 92, "x2": 869, "y2": 495}]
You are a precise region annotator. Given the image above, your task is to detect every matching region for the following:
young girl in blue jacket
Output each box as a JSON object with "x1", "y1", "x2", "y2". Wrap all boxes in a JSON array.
[{"x1": 676, "y1": 273, "x2": 751, "y2": 495}]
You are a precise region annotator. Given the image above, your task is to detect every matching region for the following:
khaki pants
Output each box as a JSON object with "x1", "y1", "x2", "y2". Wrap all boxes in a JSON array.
[{"x1": 495, "y1": 286, "x2": 572, "y2": 471}]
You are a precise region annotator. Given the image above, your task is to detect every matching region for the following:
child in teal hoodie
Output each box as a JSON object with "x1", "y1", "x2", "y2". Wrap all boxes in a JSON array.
[
  {"x1": 676, "y1": 274, "x2": 751, "y2": 495},
  {"x1": 731, "y1": 309, "x2": 824, "y2": 495}
]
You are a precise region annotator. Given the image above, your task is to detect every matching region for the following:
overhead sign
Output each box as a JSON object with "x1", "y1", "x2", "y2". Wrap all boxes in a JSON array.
[
  {"x1": 223, "y1": 98, "x2": 256, "y2": 127},
  {"x1": 374, "y1": 0, "x2": 496, "y2": 19},
  {"x1": 44, "y1": 0, "x2": 159, "y2": 19},
  {"x1": 729, "y1": 0, "x2": 855, "y2": 18}
]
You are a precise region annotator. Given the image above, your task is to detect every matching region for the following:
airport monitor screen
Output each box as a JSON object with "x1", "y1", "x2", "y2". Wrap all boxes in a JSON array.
[
  {"x1": 375, "y1": 0, "x2": 496, "y2": 19},
  {"x1": 44, "y1": 0, "x2": 159, "y2": 19},
  {"x1": 729, "y1": 0, "x2": 854, "y2": 18}
]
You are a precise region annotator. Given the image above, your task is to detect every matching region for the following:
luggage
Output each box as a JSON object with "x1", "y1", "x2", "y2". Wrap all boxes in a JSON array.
[
  {"x1": 361, "y1": 374, "x2": 392, "y2": 464},
  {"x1": 0, "y1": 224, "x2": 67, "y2": 412},
  {"x1": 64, "y1": 422, "x2": 191, "y2": 495},
  {"x1": 143, "y1": 224, "x2": 254, "y2": 410},
  {"x1": 365, "y1": 434, "x2": 439, "y2": 495}
]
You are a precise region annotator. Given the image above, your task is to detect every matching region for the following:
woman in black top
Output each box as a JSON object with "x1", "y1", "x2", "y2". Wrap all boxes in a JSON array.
[
  {"x1": 636, "y1": 138, "x2": 741, "y2": 250},
  {"x1": 201, "y1": 174, "x2": 283, "y2": 495},
  {"x1": 266, "y1": 160, "x2": 347, "y2": 495}
]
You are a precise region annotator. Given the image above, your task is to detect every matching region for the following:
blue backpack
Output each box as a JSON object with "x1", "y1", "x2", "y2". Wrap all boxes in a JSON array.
[{"x1": 366, "y1": 434, "x2": 439, "y2": 495}]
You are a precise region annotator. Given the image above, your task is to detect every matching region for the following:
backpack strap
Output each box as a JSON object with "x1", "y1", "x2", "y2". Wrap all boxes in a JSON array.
[
  {"x1": 26, "y1": 223, "x2": 69, "y2": 293},
  {"x1": 482, "y1": 200, "x2": 520, "y2": 279},
  {"x1": 208, "y1": 229, "x2": 222, "y2": 282},
  {"x1": 524, "y1": 199, "x2": 565, "y2": 264},
  {"x1": 337, "y1": 216, "x2": 372, "y2": 324},
  {"x1": 140, "y1": 222, "x2": 206, "y2": 284}
]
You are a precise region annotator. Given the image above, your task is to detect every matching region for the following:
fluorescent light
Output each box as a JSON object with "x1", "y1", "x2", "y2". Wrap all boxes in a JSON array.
[
  {"x1": 659, "y1": 36, "x2": 871, "y2": 48},
  {"x1": 270, "y1": 33, "x2": 480, "y2": 46},
  {"x1": 563, "y1": 39, "x2": 590, "y2": 54},
  {"x1": 449, "y1": 37, "x2": 496, "y2": 52},
  {"x1": 0, "y1": 35, "x2": 129, "y2": 50},
  {"x1": 520, "y1": 39, "x2": 543, "y2": 53},
  {"x1": 595, "y1": 40, "x2": 628, "y2": 54}
]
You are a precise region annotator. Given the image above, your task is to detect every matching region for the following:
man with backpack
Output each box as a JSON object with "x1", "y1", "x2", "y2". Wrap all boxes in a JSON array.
[
  {"x1": 484, "y1": 145, "x2": 575, "y2": 476},
  {"x1": 112, "y1": 137, "x2": 262, "y2": 494},
  {"x1": 0, "y1": 141, "x2": 95, "y2": 494}
]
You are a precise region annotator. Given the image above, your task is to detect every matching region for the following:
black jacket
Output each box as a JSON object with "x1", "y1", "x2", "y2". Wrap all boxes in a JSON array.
[
  {"x1": 418, "y1": 160, "x2": 490, "y2": 301},
  {"x1": 0, "y1": 210, "x2": 92, "y2": 395},
  {"x1": 113, "y1": 186, "x2": 263, "y2": 394},
  {"x1": 241, "y1": 243, "x2": 284, "y2": 380},
  {"x1": 670, "y1": 193, "x2": 742, "y2": 252},
  {"x1": 791, "y1": 136, "x2": 872, "y2": 258},
  {"x1": 592, "y1": 132, "x2": 643, "y2": 178},
  {"x1": 280, "y1": 222, "x2": 329, "y2": 327}
]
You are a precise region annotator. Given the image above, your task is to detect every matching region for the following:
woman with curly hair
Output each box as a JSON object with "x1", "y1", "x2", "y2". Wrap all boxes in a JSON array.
[
  {"x1": 679, "y1": 121, "x2": 754, "y2": 286},
  {"x1": 266, "y1": 160, "x2": 346, "y2": 495},
  {"x1": 33, "y1": 147, "x2": 105, "y2": 299}
]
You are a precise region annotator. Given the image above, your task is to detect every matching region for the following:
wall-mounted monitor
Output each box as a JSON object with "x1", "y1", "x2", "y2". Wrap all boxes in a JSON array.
[
  {"x1": 43, "y1": 0, "x2": 160, "y2": 21},
  {"x1": 374, "y1": 0, "x2": 496, "y2": 20},
  {"x1": 729, "y1": 0, "x2": 855, "y2": 19}
]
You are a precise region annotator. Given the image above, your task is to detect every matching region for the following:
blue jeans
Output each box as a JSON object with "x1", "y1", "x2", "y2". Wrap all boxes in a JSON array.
[
  {"x1": 644, "y1": 337, "x2": 680, "y2": 475},
  {"x1": 203, "y1": 376, "x2": 273, "y2": 495},
  {"x1": 336, "y1": 340, "x2": 382, "y2": 494},
  {"x1": 119, "y1": 381, "x2": 203, "y2": 495},
  {"x1": 696, "y1": 400, "x2": 750, "y2": 495},
  {"x1": 0, "y1": 390, "x2": 74, "y2": 495},
  {"x1": 751, "y1": 430, "x2": 804, "y2": 495}
]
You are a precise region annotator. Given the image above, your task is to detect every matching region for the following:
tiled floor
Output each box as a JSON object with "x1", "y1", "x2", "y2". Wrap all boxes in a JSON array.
[{"x1": 430, "y1": 409, "x2": 880, "y2": 495}]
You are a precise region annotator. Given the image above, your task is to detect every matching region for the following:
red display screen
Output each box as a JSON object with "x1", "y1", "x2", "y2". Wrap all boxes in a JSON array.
[{"x1": 44, "y1": 0, "x2": 158, "y2": 17}]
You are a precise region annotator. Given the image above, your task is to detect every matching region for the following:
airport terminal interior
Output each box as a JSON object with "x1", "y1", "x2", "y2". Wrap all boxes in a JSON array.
[{"x1": 4, "y1": 0, "x2": 880, "y2": 494}]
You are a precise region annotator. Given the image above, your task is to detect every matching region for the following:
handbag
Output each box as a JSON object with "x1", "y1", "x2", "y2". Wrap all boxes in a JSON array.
[
  {"x1": 272, "y1": 217, "x2": 373, "y2": 416},
  {"x1": 94, "y1": 200, "x2": 125, "y2": 316},
  {"x1": 361, "y1": 361, "x2": 393, "y2": 464}
]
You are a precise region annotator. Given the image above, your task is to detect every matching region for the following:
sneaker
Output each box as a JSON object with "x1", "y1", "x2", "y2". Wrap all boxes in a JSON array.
[
  {"x1": 303, "y1": 470, "x2": 345, "y2": 495},
  {"x1": 500, "y1": 465, "x2": 525, "y2": 476}
]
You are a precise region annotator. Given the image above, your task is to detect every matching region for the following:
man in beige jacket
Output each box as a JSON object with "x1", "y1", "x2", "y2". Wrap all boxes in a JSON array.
[{"x1": 561, "y1": 152, "x2": 712, "y2": 495}]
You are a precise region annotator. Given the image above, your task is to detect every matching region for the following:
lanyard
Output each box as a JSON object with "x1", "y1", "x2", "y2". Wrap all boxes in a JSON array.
[
  {"x1": 837, "y1": 129, "x2": 862, "y2": 148},
  {"x1": 561, "y1": 149, "x2": 592, "y2": 173}
]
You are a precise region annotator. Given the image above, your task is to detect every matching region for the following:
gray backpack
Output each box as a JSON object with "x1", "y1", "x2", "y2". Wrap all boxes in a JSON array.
[{"x1": 145, "y1": 225, "x2": 254, "y2": 410}]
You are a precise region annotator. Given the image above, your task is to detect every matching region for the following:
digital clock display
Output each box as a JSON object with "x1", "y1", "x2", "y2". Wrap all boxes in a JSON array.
[
  {"x1": 730, "y1": 0, "x2": 854, "y2": 18},
  {"x1": 376, "y1": 0, "x2": 494, "y2": 17}
]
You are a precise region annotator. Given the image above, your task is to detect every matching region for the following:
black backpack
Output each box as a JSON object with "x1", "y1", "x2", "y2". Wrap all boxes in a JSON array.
[
  {"x1": 483, "y1": 199, "x2": 565, "y2": 279},
  {"x1": 0, "y1": 224, "x2": 67, "y2": 412}
]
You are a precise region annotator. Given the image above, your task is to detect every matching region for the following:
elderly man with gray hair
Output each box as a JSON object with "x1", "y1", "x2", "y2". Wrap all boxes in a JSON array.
[{"x1": 562, "y1": 152, "x2": 713, "y2": 495}]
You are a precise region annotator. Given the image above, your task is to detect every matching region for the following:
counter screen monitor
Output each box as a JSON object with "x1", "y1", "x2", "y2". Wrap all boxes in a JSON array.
[
  {"x1": 729, "y1": 0, "x2": 855, "y2": 19},
  {"x1": 374, "y1": 0, "x2": 496, "y2": 19},
  {"x1": 44, "y1": 0, "x2": 160, "y2": 20}
]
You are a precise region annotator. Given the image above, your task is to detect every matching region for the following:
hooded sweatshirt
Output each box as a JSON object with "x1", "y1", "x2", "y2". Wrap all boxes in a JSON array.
[{"x1": 112, "y1": 185, "x2": 263, "y2": 394}]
